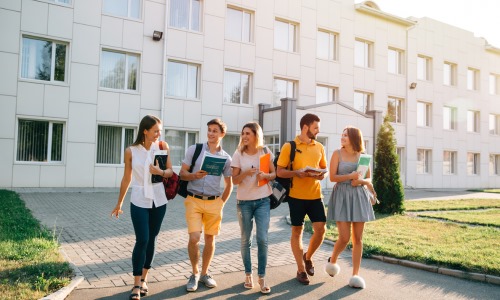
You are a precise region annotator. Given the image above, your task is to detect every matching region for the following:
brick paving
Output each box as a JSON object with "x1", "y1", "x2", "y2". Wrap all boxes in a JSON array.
[{"x1": 18, "y1": 189, "x2": 341, "y2": 289}]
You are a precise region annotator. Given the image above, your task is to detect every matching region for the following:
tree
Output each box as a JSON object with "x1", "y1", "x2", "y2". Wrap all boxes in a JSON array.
[{"x1": 373, "y1": 115, "x2": 405, "y2": 214}]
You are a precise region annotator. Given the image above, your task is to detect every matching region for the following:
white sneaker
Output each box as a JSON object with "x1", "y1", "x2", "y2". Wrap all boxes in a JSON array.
[
  {"x1": 200, "y1": 273, "x2": 217, "y2": 288},
  {"x1": 186, "y1": 274, "x2": 200, "y2": 292},
  {"x1": 324, "y1": 262, "x2": 341, "y2": 277},
  {"x1": 349, "y1": 275, "x2": 366, "y2": 289}
]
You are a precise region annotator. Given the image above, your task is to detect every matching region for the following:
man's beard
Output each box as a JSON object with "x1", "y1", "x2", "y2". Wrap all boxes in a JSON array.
[{"x1": 307, "y1": 129, "x2": 317, "y2": 140}]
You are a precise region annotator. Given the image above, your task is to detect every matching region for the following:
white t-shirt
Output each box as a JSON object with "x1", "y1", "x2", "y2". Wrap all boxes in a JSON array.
[
  {"x1": 130, "y1": 142, "x2": 168, "y2": 208},
  {"x1": 231, "y1": 148, "x2": 273, "y2": 201}
]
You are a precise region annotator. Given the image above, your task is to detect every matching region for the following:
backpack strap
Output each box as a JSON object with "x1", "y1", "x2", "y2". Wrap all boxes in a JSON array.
[
  {"x1": 288, "y1": 141, "x2": 296, "y2": 189},
  {"x1": 189, "y1": 143, "x2": 203, "y2": 173}
]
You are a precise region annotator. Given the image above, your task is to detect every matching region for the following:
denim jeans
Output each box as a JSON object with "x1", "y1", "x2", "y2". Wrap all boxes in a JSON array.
[
  {"x1": 237, "y1": 197, "x2": 270, "y2": 277},
  {"x1": 130, "y1": 203, "x2": 167, "y2": 276}
]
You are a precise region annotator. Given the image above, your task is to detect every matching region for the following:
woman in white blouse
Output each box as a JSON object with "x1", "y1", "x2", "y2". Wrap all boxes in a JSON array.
[{"x1": 111, "y1": 115, "x2": 173, "y2": 300}]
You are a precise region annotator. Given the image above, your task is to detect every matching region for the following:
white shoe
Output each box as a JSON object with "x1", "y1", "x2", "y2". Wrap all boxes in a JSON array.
[
  {"x1": 349, "y1": 275, "x2": 366, "y2": 289},
  {"x1": 324, "y1": 258, "x2": 341, "y2": 277}
]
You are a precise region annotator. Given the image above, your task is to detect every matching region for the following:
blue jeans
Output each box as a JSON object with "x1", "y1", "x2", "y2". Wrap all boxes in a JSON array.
[
  {"x1": 130, "y1": 203, "x2": 167, "y2": 276},
  {"x1": 237, "y1": 197, "x2": 270, "y2": 277}
]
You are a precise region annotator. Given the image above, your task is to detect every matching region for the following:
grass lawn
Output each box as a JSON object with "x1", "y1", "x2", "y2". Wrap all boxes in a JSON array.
[
  {"x1": 418, "y1": 209, "x2": 500, "y2": 227},
  {"x1": 405, "y1": 199, "x2": 500, "y2": 212},
  {"x1": 307, "y1": 198, "x2": 500, "y2": 277},
  {"x1": 467, "y1": 189, "x2": 500, "y2": 194},
  {"x1": 0, "y1": 190, "x2": 73, "y2": 300}
]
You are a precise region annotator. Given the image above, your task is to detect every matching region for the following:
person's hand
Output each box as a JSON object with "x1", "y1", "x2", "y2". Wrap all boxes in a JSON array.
[
  {"x1": 193, "y1": 170, "x2": 208, "y2": 179},
  {"x1": 350, "y1": 171, "x2": 361, "y2": 180},
  {"x1": 111, "y1": 204, "x2": 123, "y2": 218},
  {"x1": 295, "y1": 170, "x2": 308, "y2": 178},
  {"x1": 149, "y1": 159, "x2": 162, "y2": 175},
  {"x1": 351, "y1": 179, "x2": 363, "y2": 186},
  {"x1": 310, "y1": 172, "x2": 326, "y2": 180},
  {"x1": 256, "y1": 171, "x2": 268, "y2": 181},
  {"x1": 246, "y1": 167, "x2": 258, "y2": 177}
]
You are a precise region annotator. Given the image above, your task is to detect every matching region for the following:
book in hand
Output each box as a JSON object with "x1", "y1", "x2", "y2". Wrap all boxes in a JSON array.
[
  {"x1": 300, "y1": 166, "x2": 328, "y2": 176},
  {"x1": 200, "y1": 151, "x2": 228, "y2": 176},
  {"x1": 357, "y1": 154, "x2": 372, "y2": 179},
  {"x1": 258, "y1": 152, "x2": 271, "y2": 187},
  {"x1": 152, "y1": 150, "x2": 168, "y2": 183}
]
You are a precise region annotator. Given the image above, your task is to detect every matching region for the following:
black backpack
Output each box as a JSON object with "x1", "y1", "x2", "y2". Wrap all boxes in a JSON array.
[
  {"x1": 178, "y1": 143, "x2": 203, "y2": 198},
  {"x1": 273, "y1": 141, "x2": 296, "y2": 198}
]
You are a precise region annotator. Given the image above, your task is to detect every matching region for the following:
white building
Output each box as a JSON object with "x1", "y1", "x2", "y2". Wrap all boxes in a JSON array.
[{"x1": 0, "y1": 0, "x2": 499, "y2": 189}]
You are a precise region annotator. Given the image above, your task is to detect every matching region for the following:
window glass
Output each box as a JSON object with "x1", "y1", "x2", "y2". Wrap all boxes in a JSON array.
[
  {"x1": 166, "y1": 61, "x2": 199, "y2": 98},
  {"x1": 222, "y1": 135, "x2": 240, "y2": 157},
  {"x1": 17, "y1": 120, "x2": 64, "y2": 162},
  {"x1": 388, "y1": 98, "x2": 403, "y2": 123},
  {"x1": 354, "y1": 91, "x2": 371, "y2": 113},
  {"x1": 100, "y1": 50, "x2": 139, "y2": 91},
  {"x1": 103, "y1": 0, "x2": 140, "y2": 18},
  {"x1": 443, "y1": 151, "x2": 457, "y2": 175},
  {"x1": 467, "y1": 153, "x2": 480, "y2": 175},
  {"x1": 275, "y1": 20, "x2": 295, "y2": 52},
  {"x1": 273, "y1": 78, "x2": 294, "y2": 107},
  {"x1": 388, "y1": 48, "x2": 402, "y2": 74},
  {"x1": 21, "y1": 37, "x2": 67, "y2": 82},
  {"x1": 316, "y1": 85, "x2": 335, "y2": 104},
  {"x1": 354, "y1": 40, "x2": 370, "y2": 67},
  {"x1": 317, "y1": 30, "x2": 337, "y2": 60},
  {"x1": 170, "y1": 0, "x2": 201, "y2": 31},
  {"x1": 224, "y1": 70, "x2": 250, "y2": 104}
]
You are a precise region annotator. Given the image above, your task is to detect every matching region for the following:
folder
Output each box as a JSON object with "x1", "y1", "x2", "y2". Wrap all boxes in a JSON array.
[{"x1": 258, "y1": 152, "x2": 271, "y2": 187}]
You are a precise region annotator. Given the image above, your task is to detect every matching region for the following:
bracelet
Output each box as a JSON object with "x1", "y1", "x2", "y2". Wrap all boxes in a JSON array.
[{"x1": 162, "y1": 170, "x2": 165, "y2": 177}]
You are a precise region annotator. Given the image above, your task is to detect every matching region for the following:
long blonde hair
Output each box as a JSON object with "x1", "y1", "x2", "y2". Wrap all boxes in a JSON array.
[{"x1": 237, "y1": 122, "x2": 264, "y2": 154}]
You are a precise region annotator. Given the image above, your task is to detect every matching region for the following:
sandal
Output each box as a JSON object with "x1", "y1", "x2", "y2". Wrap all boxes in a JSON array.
[
  {"x1": 258, "y1": 277, "x2": 271, "y2": 294},
  {"x1": 140, "y1": 279, "x2": 148, "y2": 297},
  {"x1": 129, "y1": 285, "x2": 141, "y2": 300},
  {"x1": 244, "y1": 274, "x2": 254, "y2": 289}
]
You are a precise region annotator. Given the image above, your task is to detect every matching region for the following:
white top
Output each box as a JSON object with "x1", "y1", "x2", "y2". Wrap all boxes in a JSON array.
[
  {"x1": 231, "y1": 148, "x2": 273, "y2": 201},
  {"x1": 130, "y1": 142, "x2": 168, "y2": 208}
]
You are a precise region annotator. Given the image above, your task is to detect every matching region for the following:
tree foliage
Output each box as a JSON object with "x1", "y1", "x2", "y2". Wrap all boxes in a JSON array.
[{"x1": 373, "y1": 115, "x2": 405, "y2": 214}]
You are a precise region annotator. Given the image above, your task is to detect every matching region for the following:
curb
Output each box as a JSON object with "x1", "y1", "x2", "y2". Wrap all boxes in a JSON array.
[
  {"x1": 285, "y1": 215, "x2": 500, "y2": 286},
  {"x1": 40, "y1": 249, "x2": 85, "y2": 300}
]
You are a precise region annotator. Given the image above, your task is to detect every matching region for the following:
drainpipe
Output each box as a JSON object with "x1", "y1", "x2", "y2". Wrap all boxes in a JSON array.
[{"x1": 160, "y1": 4, "x2": 169, "y2": 134}]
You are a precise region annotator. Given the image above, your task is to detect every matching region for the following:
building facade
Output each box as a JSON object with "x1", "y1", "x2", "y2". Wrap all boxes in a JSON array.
[{"x1": 0, "y1": 0, "x2": 499, "y2": 189}]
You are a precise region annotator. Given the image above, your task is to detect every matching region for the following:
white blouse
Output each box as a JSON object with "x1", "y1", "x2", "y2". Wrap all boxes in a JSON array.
[{"x1": 130, "y1": 142, "x2": 168, "y2": 208}]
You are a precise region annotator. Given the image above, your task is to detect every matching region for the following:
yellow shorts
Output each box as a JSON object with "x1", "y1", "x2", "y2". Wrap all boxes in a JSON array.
[{"x1": 184, "y1": 195, "x2": 225, "y2": 236}]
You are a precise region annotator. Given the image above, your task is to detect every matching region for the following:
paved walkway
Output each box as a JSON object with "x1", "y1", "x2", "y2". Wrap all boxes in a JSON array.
[{"x1": 16, "y1": 188, "x2": 500, "y2": 299}]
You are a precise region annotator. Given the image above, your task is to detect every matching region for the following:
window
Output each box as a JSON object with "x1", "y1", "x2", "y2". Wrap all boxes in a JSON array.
[
  {"x1": 490, "y1": 154, "x2": 500, "y2": 175},
  {"x1": 443, "y1": 62, "x2": 457, "y2": 86},
  {"x1": 226, "y1": 7, "x2": 252, "y2": 42},
  {"x1": 490, "y1": 74, "x2": 499, "y2": 95},
  {"x1": 224, "y1": 70, "x2": 250, "y2": 104},
  {"x1": 96, "y1": 126, "x2": 134, "y2": 164},
  {"x1": 387, "y1": 97, "x2": 403, "y2": 123},
  {"x1": 467, "y1": 68, "x2": 479, "y2": 91},
  {"x1": 467, "y1": 153, "x2": 480, "y2": 175},
  {"x1": 417, "y1": 102, "x2": 431, "y2": 127},
  {"x1": 353, "y1": 91, "x2": 372, "y2": 114},
  {"x1": 100, "y1": 50, "x2": 139, "y2": 91},
  {"x1": 388, "y1": 48, "x2": 403, "y2": 74},
  {"x1": 364, "y1": 140, "x2": 369, "y2": 154},
  {"x1": 316, "y1": 85, "x2": 336, "y2": 104},
  {"x1": 273, "y1": 78, "x2": 295, "y2": 107},
  {"x1": 354, "y1": 39, "x2": 372, "y2": 68},
  {"x1": 274, "y1": 19, "x2": 297, "y2": 52},
  {"x1": 169, "y1": 0, "x2": 201, "y2": 31},
  {"x1": 443, "y1": 106, "x2": 457, "y2": 130},
  {"x1": 166, "y1": 61, "x2": 199, "y2": 99},
  {"x1": 17, "y1": 119, "x2": 64, "y2": 162},
  {"x1": 397, "y1": 147, "x2": 405, "y2": 174},
  {"x1": 317, "y1": 30, "x2": 338, "y2": 60},
  {"x1": 264, "y1": 135, "x2": 280, "y2": 156},
  {"x1": 165, "y1": 130, "x2": 197, "y2": 166},
  {"x1": 21, "y1": 37, "x2": 67, "y2": 82},
  {"x1": 417, "y1": 149, "x2": 431, "y2": 174},
  {"x1": 103, "y1": 0, "x2": 141, "y2": 19},
  {"x1": 490, "y1": 114, "x2": 500, "y2": 135},
  {"x1": 222, "y1": 135, "x2": 240, "y2": 158},
  {"x1": 417, "y1": 55, "x2": 431, "y2": 81},
  {"x1": 443, "y1": 151, "x2": 457, "y2": 175},
  {"x1": 467, "y1": 110, "x2": 480, "y2": 133}
]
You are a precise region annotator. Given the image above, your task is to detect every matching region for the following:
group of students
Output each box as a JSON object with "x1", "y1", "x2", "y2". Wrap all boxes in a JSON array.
[{"x1": 111, "y1": 113, "x2": 377, "y2": 300}]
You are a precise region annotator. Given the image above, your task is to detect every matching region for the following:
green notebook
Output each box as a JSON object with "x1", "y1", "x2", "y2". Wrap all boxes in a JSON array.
[{"x1": 356, "y1": 154, "x2": 372, "y2": 179}]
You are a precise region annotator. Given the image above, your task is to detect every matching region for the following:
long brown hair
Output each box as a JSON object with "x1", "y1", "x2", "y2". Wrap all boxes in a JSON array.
[
  {"x1": 237, "y1": 122, "x2": 264, "y2": 154},
  {"x1": 343, "y1": 126, "x2": 365, "y2": 153},
  {"x1": 132, "y1": 115, "x2": 161, "y2": 146}
]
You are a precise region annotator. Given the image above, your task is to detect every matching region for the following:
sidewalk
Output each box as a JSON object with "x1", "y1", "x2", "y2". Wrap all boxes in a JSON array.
[{"x1": 17, "y1": 188, "x2": 500, "y2": 299}]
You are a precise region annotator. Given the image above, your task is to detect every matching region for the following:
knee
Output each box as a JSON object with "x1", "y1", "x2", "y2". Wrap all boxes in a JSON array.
[
  {"x1": 314, "y1": 224, "x2": 326, "y2": 236},
  {"x1": 291, "y1": 227, "x2": 303, "y2": 239},
  {"x1": 188, "y1": 234, "x2": 201, "y2": 245},
  {"x1": 135, "y1": 236, "x2": 149, "y2": 248},
  {"x1": 352, "y1": 237, "x2": 363, "y2": 246},
  {"x1": 337, "y1": 235, "x2": 350, "y2": 245},
  {"x1": 204, "y1": 234, "x2": 215, "y2": 246}
]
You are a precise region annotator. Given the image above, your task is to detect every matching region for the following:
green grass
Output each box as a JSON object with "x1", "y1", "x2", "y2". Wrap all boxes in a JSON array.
[
  {"x1": 467, "y1": 189, "x2": 500, "y2": 194},
  {"x1": 405, "y1": 199, "x2": 500, "y2": 212},
  {"x1": 418, "y1": 209, "x2": 500, "y2": 227},
  {"x1": 0, "y1": 190, "x2": 73, "y2": 300}
]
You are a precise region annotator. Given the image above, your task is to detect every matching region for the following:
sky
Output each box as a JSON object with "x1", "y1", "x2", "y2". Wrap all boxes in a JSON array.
[{"x1": 357, "y1": 0, "x2": 500, "y2": 47}]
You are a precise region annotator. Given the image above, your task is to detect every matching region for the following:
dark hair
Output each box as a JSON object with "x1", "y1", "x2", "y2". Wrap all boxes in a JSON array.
[
  {"x1": 207, "y1": 118, "x2": 227, "y2": 134},
  {"x1": 343, "y1": 126, "x2": 365, "y2": 153},
  {"x1": 132, "y1": 115, "x2": 161, "y2": 146},
  {"x1": 300, "y1": 113, "x2": 320, "y2": 130}
]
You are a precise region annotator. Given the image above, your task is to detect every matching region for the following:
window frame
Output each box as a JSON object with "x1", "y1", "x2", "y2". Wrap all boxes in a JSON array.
[
  {"x1": 164, "y1": 129, "x2": 198, "y2": 167},
  {"x1": 443, "y1": 61, "x2": 457, "y2": 86},
  {"x1": 417, "y1": 149, "x2": 431, "y2": 174},
  {"x1": 96, "y1": 125, "x2": 136, "y2": 165},
  {"x1": 169, "y1": 0, "x2": 202, "y2": 32},
  {"x1": 316, "y1": 85, "x2": 337, "y2": 104},
  {"x1": 489, "y1": 114, "x2": 500, "y2": 135},
  {"x1": 417, "y1": 55, "x2": 432, "y2": 81},
  {"x1": 396, "y1": 147, "x2": 405, "y2": 175},
  {"x1": 387, "y1": 97, "x2": 404, "y2": 124},
  {"x1": 165, "y1": 60, "x2": 200, "y2": 100},
  {"x1": 443, "y1": 150, "x2": 457, "y2": 175},
  {"x1": 467, "y1": 67, "x2": 480, "y2": 91},
  {"x1": 317, "y1": 29, "x2": 338, "y2": 61},
  {"x1": 388, "y1": 47, "x2": 404, "y2": 75},
  {"x1": 225, "y1": 6, "x2": 253, "y2": 43},
  {"x1": 354, "y1": 91, "x2": 373, "y2": 114},
  {"x1": 467, "y1": 152, "x2": 480, "y2": 175},
  {"x1": 15, "y1": 118, "x2": 65, "y2": 164},
  {"x1": 354, "y1": 38, "x2": 373, "y2": 68},
  {"x1": 417, "y1": 101, "x2": 432, "y2": 127},
  {"x1": 443, "y1": 106, "x2": 457, "y2": 130},
  {"x1": 99, "y1": 49, "x2": 140, "y2": 92},
  {"x1": 273, "y1": 77, "x2": 296, "y2": 107},
  {"x1": 490, "y1": 154, "x2": 500, "y2": 175},
  {"x1": 102, "y1": 0, "x2": 142, "y2": 20},
  {"x1": 467, "y1": 110, "x2": 480, "y2": 133},
  {"x1": 223, "y1": 69, "x2": 252, "y2": 105},
  {"x1": 274, "y1": 19, "x2": 298, "y2": 53},
  {"x1": 490, "y1": 74, "x2": 500, "y2": 95}
]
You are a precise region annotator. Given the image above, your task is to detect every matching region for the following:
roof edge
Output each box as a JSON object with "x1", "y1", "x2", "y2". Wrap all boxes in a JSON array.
[{"x1": 355, "y1": 3, "x2": 417, "y2": 26}]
